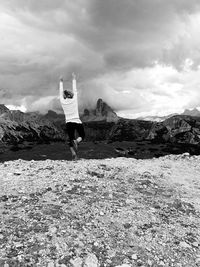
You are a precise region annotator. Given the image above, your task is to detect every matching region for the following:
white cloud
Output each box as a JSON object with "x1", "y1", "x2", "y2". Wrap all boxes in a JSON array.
[{"x1": 1, "y1": 1, "x2": 200, "y2": 117}]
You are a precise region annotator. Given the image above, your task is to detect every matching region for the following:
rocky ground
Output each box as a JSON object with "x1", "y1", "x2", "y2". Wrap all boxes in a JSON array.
[{"x1": 0, "y1": 153, "x2": 200, "y2": 266}]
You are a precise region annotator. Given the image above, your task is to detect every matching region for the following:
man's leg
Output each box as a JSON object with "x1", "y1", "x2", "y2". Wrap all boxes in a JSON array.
[
  {"x1": 66, "y1": 123, "x2": 78, "y2": 160},
  {"x1": 73, "y1": 123, "x2": 85, "y2": 150}
]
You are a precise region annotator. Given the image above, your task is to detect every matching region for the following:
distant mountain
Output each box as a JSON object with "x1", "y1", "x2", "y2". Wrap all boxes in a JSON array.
[
  {"x1": 0, "y1": 107, "x2": 65, "y2": 151},
  {"x1": 137, "y1": 113, "x2": 178, "y2": 122},
  {"x1": 147, "y1": 115, "x2": 200, "y2": 145},
  {"x1": 181, "y1": 108, "x2": 200, "y2": 117},
  {"x1": 137, "y1": 108, "x2": 200, "y2": 122},
  {"x1": 44, "y1": 110, "x2": 65, "y2": 124},
  {"x1": 2, "y1": 99, "x2": 200, "y2": 153},
  {"x1": 0, "y1": 104, "x2": 9, "y2": 115},
  {"x1": 81, "y1": 99, "x2": 119, "y2": 122}
]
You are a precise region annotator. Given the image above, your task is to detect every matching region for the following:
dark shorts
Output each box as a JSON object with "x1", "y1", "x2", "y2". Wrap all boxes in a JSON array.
[{"x1": 65, "y1": 122, "x2": 85, "y2": 147}]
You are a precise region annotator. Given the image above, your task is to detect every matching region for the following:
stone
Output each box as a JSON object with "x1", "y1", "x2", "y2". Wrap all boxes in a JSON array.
[
  {"x1": 49, "y1": 226, "x2": 57, "y2": 234},
  {"x1": 70, "y1": 257, "x2": 83, "y2": 267},
  {"x1": 47, "y1": 262, "x2": 54, "y2": 267},
  {"x1": 114, "y1": 264, "x2": 131, "y2": 267},
  {"x1": 84, "y1": 253, "x2": 99, "y2": 267},
  {"x1": 192, "y1": 242, "x2": 199, "y2": 247},
  {"x1": 181, "y1": 152, "x2": 190, "y2": 157},
  {"x1": 195, "y1": 256, "x2": 200, "y2": 263},
  {"x1": 179, "y1": 241, "x2": 191, "y2": 249},
  {"x1": 147, "y1": 259, "x2": 153, "y2": 266},
  {"x1": 14, "y1": 171, "x2": 22, "y2": 175},
  {"x1": 131, "y1": 254, "x2": 138, "y2": 260}
]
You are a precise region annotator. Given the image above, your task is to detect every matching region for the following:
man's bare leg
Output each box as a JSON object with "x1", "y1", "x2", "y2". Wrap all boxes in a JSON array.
[
  {"x1": 70, "y1": 146, "x2": 78, "y2": 160},
  {"x1": 73, "y1": 137, "x2": 82, "y2": 151}
]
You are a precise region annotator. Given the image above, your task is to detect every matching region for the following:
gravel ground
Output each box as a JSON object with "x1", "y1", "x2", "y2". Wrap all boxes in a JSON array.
[{"x1": 0, "y1": 153, "x2": 200, "y2": 266}]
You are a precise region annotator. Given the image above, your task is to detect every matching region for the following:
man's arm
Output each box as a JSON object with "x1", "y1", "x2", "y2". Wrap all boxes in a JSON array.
[
  {"x1": 72, "y1": 73, "x2": 77, "y2": 94},
  {"x1": 59, "y1": 77, "x2": 65, "y2": 102}
]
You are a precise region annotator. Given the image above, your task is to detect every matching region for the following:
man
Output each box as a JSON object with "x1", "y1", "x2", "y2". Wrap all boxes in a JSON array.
[{"x1": 59, "y1": 73, "x2": 85, "y2": 160}]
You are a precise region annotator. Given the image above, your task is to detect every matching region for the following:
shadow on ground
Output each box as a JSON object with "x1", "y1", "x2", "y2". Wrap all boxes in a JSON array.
[{"x1": 1, "y1": 141, "x2": 200, "y2": 162}]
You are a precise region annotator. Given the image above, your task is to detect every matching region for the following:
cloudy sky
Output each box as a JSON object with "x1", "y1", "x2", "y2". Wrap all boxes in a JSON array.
[{"x1": 1, "y1": 0, "x2": 200, "y2": 118}]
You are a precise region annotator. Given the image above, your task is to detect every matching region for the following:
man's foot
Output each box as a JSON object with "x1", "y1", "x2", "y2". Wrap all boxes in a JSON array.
[
  {"x1": 72, "y1": 153, "x2": 78, "y2": 161},
  {"x1": 73, "y1": 140, "x2": 78, "y2": 152}
]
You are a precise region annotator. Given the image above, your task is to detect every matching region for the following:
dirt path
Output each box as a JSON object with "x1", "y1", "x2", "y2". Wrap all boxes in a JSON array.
[{"x1": 0, "y1": 154, "x2": 200, "y2": 266}]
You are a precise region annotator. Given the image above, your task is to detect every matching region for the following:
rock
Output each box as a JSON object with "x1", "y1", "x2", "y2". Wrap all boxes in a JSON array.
[
  {"x1": 84, "y1": 253, "x2": 99, "y2": 267},
  {"x1": 131, "y1": 254, "x2": 138, "y2": 260},
  {"x1": 15, "y1": 242, "x2": 23, "y2": 248},
  {"x1": 137, "y1": 259, "x2": 143, "y2": 266},
  {"x1": 81, "y1": 98, "x2": 119, "y2": 123},
  {"x1": 126, "y1": 198, "x2": 136, "y2": 205},
  {"x1": 147, "y1": 259, "x2": 153, "y2": 266},
  {"x1": 181, "y1": 152, "x2": 190, "y2": 158},
  {"x1": 47, "y1": 261, "x2": 55, "y2": 267},
  {"x1": 114, "y1": 264, "x2": 131, "y2": 267},
  {"x1": 192, "y1": 242, "x2": 199, "y2": 247},
  {"x1": 109, "y1": 119, "x2": 152, "y2": 142},
  {"x1": 196, "y1": 256, "x2": 200, "y2": 264},
  {"x1": 49, "y1": 226, "x2": 57, "y2": 234},
  {"x1": 0, "y1": 109, "x2": 65, "y2": 148},
  {"x1": 70, "y1": 257, "x2": 83, "y2": 267},
  {"x1": 0, "y1": 195, "x2": 9, "y2": 202},
  {"x1": 147, "y1": 115, "x2": 200, "y2": 144},
  {"x1": 179, "y1": 241, "x2": 191, "y2": 249}
]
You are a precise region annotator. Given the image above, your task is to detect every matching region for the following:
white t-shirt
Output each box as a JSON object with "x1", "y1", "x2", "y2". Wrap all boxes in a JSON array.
[{"x1": 59, "y1": 80, "x2": 82, "y2": 124}]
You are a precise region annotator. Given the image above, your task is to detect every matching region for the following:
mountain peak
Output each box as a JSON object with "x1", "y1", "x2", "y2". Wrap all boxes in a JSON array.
[
  {"x1": 81, "y1": 98, "x2": 119, "y2": 122},
  {"x1": 0, "y1": 104, "x2": 9, "y2": 115},
  {"x1": 182, "y1": 108, "x2": 200, "y2": 117}
]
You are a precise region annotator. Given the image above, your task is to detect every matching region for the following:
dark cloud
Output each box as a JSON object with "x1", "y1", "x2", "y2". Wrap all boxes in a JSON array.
[{"x1": 1, "y1": 0, "x2": 200, "y2": 116}]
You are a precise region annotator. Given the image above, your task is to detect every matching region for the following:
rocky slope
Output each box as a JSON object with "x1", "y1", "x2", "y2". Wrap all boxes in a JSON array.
[
  {"x1": 147, "y1": 115, "x2": 200, "y2": 145},
  {"x1": 0, "y1": 104, "x2": 10, "y2": 115},
  {"x1": 0, "y1": 106, "x2": 65, "y2": 149},
  {"x1": 0, "y1": 154, "x2": 200, "y2": 266},
  {"x1": 2, "y1": 101, "x2": 200, "y2": 152},
  {"x1": 108, "y1": 119, "x2": 154, "y2": 142}
]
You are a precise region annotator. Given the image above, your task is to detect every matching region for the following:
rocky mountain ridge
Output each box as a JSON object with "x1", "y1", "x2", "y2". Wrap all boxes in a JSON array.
[
  {"x1": 137, "y1": 108, "x2": 200, "y2": 122},
  {"x1": 0, "y1": 105, "x2": 65, "y2": 150},
  {"x1": 181, "y1": 108, "x2": 200, "y2": 117},
  {"x1": 147, "y1": 115, "x2": 200, "y2": 145},
  {"x1": 81, "y1": 98, "x2": 119, "y2": 122},
  {"x1": 2, "y1": 101, "x2": 200, "y2": 154}
]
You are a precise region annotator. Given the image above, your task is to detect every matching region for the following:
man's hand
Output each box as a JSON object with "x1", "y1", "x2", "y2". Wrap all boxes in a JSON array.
[
  {"x1": 72, "y1": 72, "x2": 76, "y2": 80},
  {"x1": 60, "y1": 76, "x2": 63, "y2": 82}
]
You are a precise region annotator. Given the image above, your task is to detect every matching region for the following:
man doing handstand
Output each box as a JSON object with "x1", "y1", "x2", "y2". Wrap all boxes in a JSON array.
[{"x1": 59, "y1": 73, "x2": 85, "y2": 160}]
